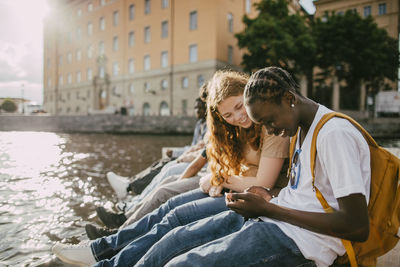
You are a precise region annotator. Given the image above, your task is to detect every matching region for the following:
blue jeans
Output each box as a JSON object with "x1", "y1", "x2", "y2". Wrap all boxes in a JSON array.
[
  {"x1": 91, "y1": 189, "x2": 228, "y2": 266},
  {"x1": 125, "y1": 160, "x2": 190, "y2": 214},
  {"x1": 135, "y1": 211, "x2": 316, "y2": 267}
]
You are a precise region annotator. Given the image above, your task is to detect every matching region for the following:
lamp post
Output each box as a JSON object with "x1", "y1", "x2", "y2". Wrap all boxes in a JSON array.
[{"x1": 21, "y1": 83, "x2": 25, "y2": 114}]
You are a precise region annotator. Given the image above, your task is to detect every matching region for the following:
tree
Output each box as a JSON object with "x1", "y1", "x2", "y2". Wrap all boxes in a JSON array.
[
  {"x1": 313, "y1": 10, "x2": 398, "y2": 109},
  {"x1": 1, "y1": 99, "x2": 17, "y2": 112},
  {"x1": 235, "y1": 0, "x2": 316, "y2": 94}
]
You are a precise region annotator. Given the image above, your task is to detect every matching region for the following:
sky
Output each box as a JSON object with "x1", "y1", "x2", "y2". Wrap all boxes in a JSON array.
[{"x1": 0, "y1": 0, "x2": 315, "y2": 105}]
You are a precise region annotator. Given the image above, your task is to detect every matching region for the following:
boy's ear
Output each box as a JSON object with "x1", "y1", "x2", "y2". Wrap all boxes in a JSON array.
[{"x1": 283, "y1": 91, "x2": 296, "y2": 106}]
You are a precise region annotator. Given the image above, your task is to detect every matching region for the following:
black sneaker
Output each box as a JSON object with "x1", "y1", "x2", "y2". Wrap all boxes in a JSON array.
[
  {"x1": 85, "y1": 223, "x2": 118, "y2": 240},
  {"x1": 95, "y1": 207, "x2": 127, "y2": 229}
]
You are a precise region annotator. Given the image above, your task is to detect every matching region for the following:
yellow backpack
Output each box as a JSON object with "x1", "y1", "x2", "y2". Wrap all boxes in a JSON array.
[{"x1": 289, "y1": 112, "x2": 400, "y2": 267}]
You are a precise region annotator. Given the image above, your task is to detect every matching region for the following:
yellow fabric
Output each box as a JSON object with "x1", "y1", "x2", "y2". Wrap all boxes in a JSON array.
[{"x1": 304, "y1": 112, "x2": 400, "y2": 267}]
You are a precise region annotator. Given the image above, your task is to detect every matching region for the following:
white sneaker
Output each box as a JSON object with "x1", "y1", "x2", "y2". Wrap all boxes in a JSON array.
[
  {"x1": 52, "y1": 241, "x2": 96, "y2": 267},
  {"x1": 106, "y1": 171, "x2": 130, "y2": 199}
]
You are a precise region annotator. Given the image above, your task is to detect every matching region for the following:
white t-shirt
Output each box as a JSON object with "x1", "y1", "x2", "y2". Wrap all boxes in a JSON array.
[{"x1": 260, "y1": 105, "x2": 371, "y2": 267}]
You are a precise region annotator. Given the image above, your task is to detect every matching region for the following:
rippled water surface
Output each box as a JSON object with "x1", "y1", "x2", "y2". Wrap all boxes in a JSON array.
[{"x1": 0, "y1": 131, "x2": 191, "y2": 266}]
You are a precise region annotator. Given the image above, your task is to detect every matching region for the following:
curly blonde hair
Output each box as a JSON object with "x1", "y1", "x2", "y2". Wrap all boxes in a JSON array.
[{"x1": 206, "y1": 70, "x2": 262, "y2": 186}]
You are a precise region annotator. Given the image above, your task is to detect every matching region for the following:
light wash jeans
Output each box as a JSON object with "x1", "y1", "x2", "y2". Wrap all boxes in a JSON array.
[
  {"x1": 91, "y1": 188, "x2": 228, "y2": 266},
  {"x1": 124, "y1": 160, "x2": 189, "y2": 215},
  {"x1": 136, "y1": 210, "x2": 316, "y2": 267},
  {"x1": 120, "y1": 174, "x2": 202, "y2": 228}
]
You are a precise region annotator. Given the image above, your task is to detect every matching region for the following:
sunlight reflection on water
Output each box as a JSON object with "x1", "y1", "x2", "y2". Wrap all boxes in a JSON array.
[{"x1": 0, "y1": 131, "x2": 191, "y2": 266}]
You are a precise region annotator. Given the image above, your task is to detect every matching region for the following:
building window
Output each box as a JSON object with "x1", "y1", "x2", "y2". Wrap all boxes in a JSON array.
[
  {"x1": 67, "y1": 73, "x2": 72, "y2": 84},
  {"x1": 129, "y1": 83, "x2": 135, "y2": 94},
  {"x1": 67, "y1": 52, "x2": 72, "y2": 63},
  {"x1": 100, "y1": 16, "x2": 105, "y2": 31},
  {"x1": 144, "y1": 82, "x2": 151, "y2": 93},
  {"x1": 144, "y1": 55, "x2": 151, "y2": 71},
  {"x1": 182, "y1": 99, "x2": 187, "y2": 115},
  {"x1": 129, "y1": 31, "x2": 135, "y2": 47},
  {"x1": 59, "y1": 75, "x2": 63, "y2": 86},
  {"x1": 47, "y1": 78, "x2": 52, "y2": 88},
  {"x1": 113, "y1": 36, "x2": 119, "y2": 51},
  {"x1": 76, "y1": 27, "x2": 82, "y2": 40},
  {"x1": 88, "y1": 2, "x2": 93, "y2": 12},
  {"x1": 246, "y1": 0, "x2": 251, "y2": 13},
  {"x1": 59, "y1": 55, "x2": 63, "y2": 65},
  {"x1": 182, "y1": 77, "x2": 189, "y2": 89},
  {"x1": 144, "y1": 26, "x2": 151, "y2": 43},
  {"x1": 378, "y1": 3, "x2": 386, "y2": 15},
  {"x1": 363, "y1": 6, "x2": 371, "y2": 17},
  {"x1": 189, "y1": 44, "x2": 198, "y2": 63},
  {"x1": 113, "y1": 11, "x2": 119, "y2": 26},
  {"x1": 88, "y1": 22, "x2": 93, "y2": 36},
  {"x1": 87, "y1": 68, "x2": 92, "y2": 81},
  {"x1": 76, "y1": 71, "x2": 81, "y2": 83},
  {"x1": 100, "y1": 0, "x2": 106, "y2": 6},
  {"x1": 128, "y1": 58, "x2": 135, "y2": 73},
  {"x1": 161, "y1": 51, "x2": 168, "y2": 68},
  {"x1": 145, "y1": 0, "x2": 151, "y2": 14},
  {"x1": 197, "y1": 74, "x2": 204, "y2": 87},
  {"x1": 143, "y1": 102, "x2": 151, "y2": 116},
  {"x1": 336, "y1": 11, "x2": 344, "y2": 16},
  {"x1": 76, "y1": 49, "x2": 82, "y2": 61},
  {"x1": 161, "y1": 79, "x2": 168, "y2": 90},
  {"x1": 77, "y1": 8, "x2": 82, "y2": 17},
  {"x1": 113, "y1": 62, "x2": 119, "y2": 76},
  {"x1": 87, "y1": 45, "x2": 93, "y2": 58},
  {"x1": 47, "y1": 58, "x2": 51, "y2": 68},
  {"x1": 68, "y1": 31, "x2": 73, "y2": 42},
  {"x1": 160, "y1": 101, "x2": 170, "y2": 116},
  {"x1": 227, "y1": 13, "x2": 233, "y2": 33},
  {"x1": 227, "y1": 45, "x2": 233, "y2": 64},
  {"x1": 161, "y1": 21, "x2": 168, "y2": 38},
  {"x1": 87, "y1": 90, "x2": 91, "y2": 99},
  {"x1": 99, "y1": 41, "x2": 105, "y2": 55},
  {"x1": 190, "y1": 11, "x2": 197, "y2": 30},
  {"x1": 162, "y1": 0, "x2": 169, "y2": 9},
  {"x1": 99, "y1": 66, "x2": 105, "y2": 78},
  {"x1": 129, "y1": 4, "x2": 135, "y2": 20}
]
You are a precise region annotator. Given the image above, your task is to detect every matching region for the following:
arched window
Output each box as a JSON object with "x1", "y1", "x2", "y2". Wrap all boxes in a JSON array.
[
  {"x1": 159, "y1": 101, "x2": 170, "y2": 116},
  {"x1": 143, "y1": 102, "x2": 151, "y2": 116}
]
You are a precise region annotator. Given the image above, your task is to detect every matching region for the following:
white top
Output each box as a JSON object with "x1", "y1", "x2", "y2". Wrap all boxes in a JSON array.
[{"x1": 260, "y1": 105, "x2": 371, "y2": 267}]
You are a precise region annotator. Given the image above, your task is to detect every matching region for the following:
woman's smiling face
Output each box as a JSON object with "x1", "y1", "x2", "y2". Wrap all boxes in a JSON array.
[{"x1": 217, "y1": 94, "x2": 252, "y2": 128}]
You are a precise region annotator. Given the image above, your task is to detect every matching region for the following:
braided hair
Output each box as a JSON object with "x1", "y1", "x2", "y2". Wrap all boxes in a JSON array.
[{"x1": 244, "y1": 67, "x2": 301, "y2": 105}]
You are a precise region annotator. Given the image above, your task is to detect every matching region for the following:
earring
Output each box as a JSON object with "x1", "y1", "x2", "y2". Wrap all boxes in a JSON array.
[{"x1": 291, "y1": 104, "x2": 295, "y2": 108}]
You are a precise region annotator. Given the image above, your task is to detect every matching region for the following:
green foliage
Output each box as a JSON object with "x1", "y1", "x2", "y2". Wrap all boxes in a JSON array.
[
  {"x1": 314, "y1": 10, "x2": 398, "y2": 109},
  {"x1": 314, "y1": 10, "x2": 398, "y2": 89},
  {"x1": 1, "y1": 99, "x2": 17, "y2": 112},
  {"x1": 236, "y1": 0, "x2": 316, "y2": 77}
]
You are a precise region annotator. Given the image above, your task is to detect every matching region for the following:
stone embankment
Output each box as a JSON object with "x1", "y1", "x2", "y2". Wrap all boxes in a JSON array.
[
  {"x1": 0, "y1": 114, "x2": 197, "y2": 134},
  {"x1": 1, "y1": 113, "x2": 399, "y2": 137}
]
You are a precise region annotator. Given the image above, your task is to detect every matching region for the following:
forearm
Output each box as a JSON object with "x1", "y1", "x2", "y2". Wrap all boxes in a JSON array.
[
  {"x1": 180, "y1": 157, "x2": 207, "y2": 179},
  {"x1": 263, "y1": 202, "x2": 369, "y2": 242},
  {"x1": 223, "y1": 175, "x2": 268, "y2": 192}
]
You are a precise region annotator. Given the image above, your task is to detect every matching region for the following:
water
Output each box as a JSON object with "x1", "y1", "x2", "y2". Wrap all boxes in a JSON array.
[
  {"x1": 0, "y1": 131, "x2": 191, "y2": 266},
  {"x1": 0, "y1": 132, "x2": 399, "y2": 266}
]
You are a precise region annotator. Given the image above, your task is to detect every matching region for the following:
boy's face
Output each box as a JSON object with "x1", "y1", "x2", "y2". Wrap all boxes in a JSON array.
[
  {"x1": 245, "y1": 98, "x2": 298, "y2": 137},
  {"x1": 194, "y1": 100, "x2": 206, "y2": 120}
]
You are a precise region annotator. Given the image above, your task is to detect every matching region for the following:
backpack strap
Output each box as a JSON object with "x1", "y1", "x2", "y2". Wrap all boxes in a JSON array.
[{"x1": 310, "y1": 112, "x2": 374, "y2": 267}]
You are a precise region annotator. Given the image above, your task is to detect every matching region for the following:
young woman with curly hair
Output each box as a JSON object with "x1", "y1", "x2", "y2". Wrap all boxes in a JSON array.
[{"x1": 52, "y1": 70, "x2": 289, "y2": 267}]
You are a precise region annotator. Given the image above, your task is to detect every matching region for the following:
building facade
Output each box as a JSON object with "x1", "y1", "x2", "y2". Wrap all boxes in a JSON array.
[
  {"x1": 43, "y1": 0, "x2": 266, "y2": 116},
  {"x1": 315, "y1": 0, "x2": 398, "y2": 39}
]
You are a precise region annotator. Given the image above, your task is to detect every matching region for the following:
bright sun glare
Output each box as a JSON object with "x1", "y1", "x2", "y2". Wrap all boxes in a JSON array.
[{"x1": 7, "y1": 0, "x2": 50, "y2": 40}]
